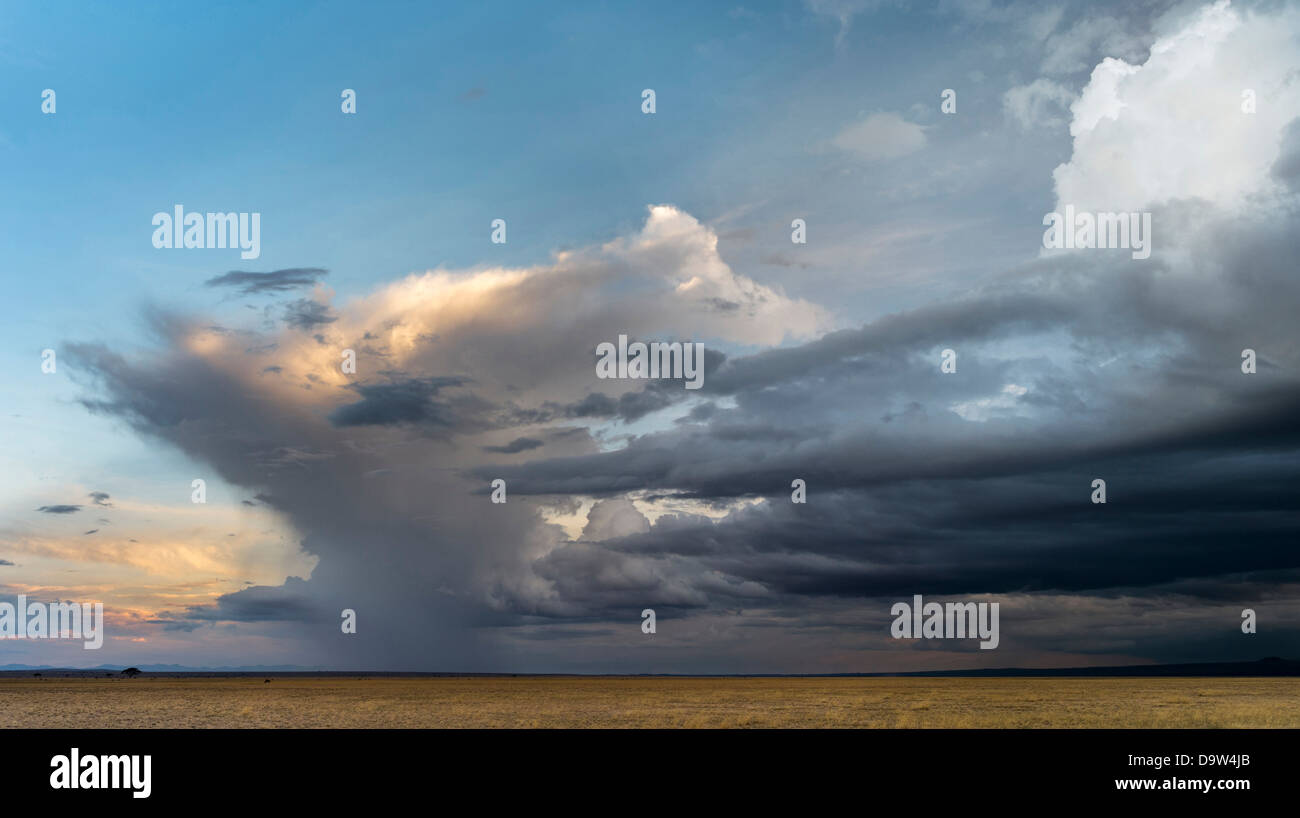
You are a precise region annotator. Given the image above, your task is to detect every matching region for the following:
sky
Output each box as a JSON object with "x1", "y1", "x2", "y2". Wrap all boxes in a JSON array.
[{"x1": 0, "y1": 0, "x2": 1297, "y2": 671}]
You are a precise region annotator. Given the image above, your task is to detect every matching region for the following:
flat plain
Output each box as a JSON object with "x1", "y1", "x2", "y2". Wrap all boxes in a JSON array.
[{"x1": 2, "y1": 676, "x2": 1297, "y2": 728}]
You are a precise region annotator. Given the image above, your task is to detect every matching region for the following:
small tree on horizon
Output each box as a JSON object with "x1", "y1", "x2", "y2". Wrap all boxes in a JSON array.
[{"x1": 121, "y1": 667, "x2": 142, "y2": 678}]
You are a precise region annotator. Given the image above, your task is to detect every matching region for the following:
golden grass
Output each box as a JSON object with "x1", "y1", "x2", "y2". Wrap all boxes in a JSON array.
[{"x1": 1, "y1": 676, "x2": 1296, "y2": 728}]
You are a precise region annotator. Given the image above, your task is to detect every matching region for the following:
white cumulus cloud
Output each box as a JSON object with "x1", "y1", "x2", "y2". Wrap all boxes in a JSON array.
[{"x1": 1053, "y1": 0, "x2": 1300, "y2": 213}]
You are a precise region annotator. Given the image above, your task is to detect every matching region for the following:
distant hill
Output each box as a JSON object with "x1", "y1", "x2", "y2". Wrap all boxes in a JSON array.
[
  {"x1": 0, "y1": 663, "x2": 321, "y2": 673},
  {"x1": 850, "y1": 657, "x2": 1300, "y2": 678}
]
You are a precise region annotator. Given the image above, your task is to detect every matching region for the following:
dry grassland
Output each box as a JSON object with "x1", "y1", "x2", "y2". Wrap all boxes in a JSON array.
[{"x1": 2, "y1": 676, "x2": 1295, "y2": 728}]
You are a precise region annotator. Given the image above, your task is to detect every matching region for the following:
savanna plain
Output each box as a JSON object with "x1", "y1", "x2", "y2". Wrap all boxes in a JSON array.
[{"x1": 3, "y1": 676, "x2": 1297, "y2": 728}]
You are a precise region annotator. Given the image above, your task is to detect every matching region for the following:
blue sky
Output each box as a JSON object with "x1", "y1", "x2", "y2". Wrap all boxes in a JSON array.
[{"x1": 0, "y1": 0, "x2": 1054, "y2": 314}]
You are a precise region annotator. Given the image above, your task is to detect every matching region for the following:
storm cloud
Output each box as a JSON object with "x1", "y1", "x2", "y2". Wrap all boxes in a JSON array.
[{"x1": 55, "y1": 1, "x2": 1300, "y2": 672}]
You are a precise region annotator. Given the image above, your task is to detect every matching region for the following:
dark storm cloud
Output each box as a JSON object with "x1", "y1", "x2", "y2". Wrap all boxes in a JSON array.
[
  {"x1": 283, "y1": 299, "x2": 338, "y2": 330},
  {"x1": 481, "y1": 376, "x2": 1300, "y2": 501},
  {"x1": 158, "y1": 577, "x2": 321, "y2": 629},
  {"x1": 65, "y1": 139, "x2": 1300, "y2": 670},
  {"x1": 483, "y1": 437, "x2": 545, "y2": 454},
  {"x1": 1272, "y1": 118, "x2": 1300, "y2": 191},
  {"x1": 88, "y1": 491, "x2": 112, "y2": 507},
  {"x1": 481, "y1": 211, "x2": 1300, "y2": 500},
  {"x1": 701, "y1": 291, "x2": 1072, "y2": 397},
  {"x1": 558, "y1": 388, "x2": 676, "y2": 423},
  {"x1": 453, "y1": 190, "x2": 1300, "y2": 656},
  {"x1": 582, "y1": 458, "x2": 1300, "y2": 605},
  {"x1": 36, "y1": 505, "x2": 81, "y2": 514},
  {"x1": 329, "y1": 376, "x2": 474, "y2": 428},
  {"x1": 204, "y1": 268, "x2": 328, "y2": 295},
  {"x1": 65, "y1": 327, "x2": 507, "y2": 668},
  {"x1": 0, "y1": 559, "x2": 14, "y2": 567}
]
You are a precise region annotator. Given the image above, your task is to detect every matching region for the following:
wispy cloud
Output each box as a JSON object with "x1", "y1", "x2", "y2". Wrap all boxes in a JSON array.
[{"x1": 205, "y1": 268, "x2": 328, "y2": 295}]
